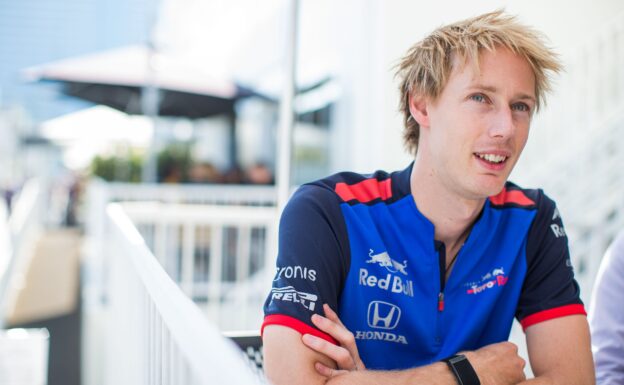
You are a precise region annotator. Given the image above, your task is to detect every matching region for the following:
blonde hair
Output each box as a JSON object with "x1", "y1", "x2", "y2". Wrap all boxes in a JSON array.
[{"x1": 395, "y1": 10, "x2": 562, "y2": 155}]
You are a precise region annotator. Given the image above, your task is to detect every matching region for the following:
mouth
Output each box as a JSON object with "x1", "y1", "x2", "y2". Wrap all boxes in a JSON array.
[{"x1": 473, "y1": 152, "x2": 509, "y2": 170}]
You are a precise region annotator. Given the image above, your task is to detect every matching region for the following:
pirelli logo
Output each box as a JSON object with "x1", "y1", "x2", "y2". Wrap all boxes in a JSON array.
[{"x1": 270, "y1": 286, "x2": 318, "y2": 311}]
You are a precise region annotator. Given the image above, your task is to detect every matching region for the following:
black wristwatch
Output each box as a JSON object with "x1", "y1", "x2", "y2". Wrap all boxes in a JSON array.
[{"x1": 443, "y1": 354, "x2": 480, "y2": 385}]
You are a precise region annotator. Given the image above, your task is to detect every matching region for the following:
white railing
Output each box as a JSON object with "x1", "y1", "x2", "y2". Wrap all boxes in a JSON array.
[
  {"x1": 85, "y1": 179, "x2": 279, "y2": 328},
  {"x1": 121, "y1": 201, "x2": 278, "y2": 330},
  {"x1": 103, "y1": 203, "x2": 265, "y2": 385},
  {"x1": 83, "y1": 180, "x2": 280, "y2": 384},
  {"x1": 93, "y1": 178, "x2": 277, "y2": 206}
]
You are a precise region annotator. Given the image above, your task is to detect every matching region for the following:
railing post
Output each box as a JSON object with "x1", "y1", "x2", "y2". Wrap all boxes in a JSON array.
[
  {"x1": 181, "y1": 222, "x2": 195, "y2": 296},
  {"x1": 209, "y1": 226, "x2": 224, "y2": 323}
]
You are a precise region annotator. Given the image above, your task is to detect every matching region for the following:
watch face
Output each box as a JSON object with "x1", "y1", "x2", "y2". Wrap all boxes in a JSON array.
[{"x1": 449, "y1": 354, "x2": 467, "y2": 364}]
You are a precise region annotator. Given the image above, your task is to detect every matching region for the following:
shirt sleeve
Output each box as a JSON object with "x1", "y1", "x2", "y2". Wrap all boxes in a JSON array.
[
  {"x1": 589, "y1": 231, "x2": 624, "y2": 384},
  {"x1": 515, "y1": 191, "x2": 586, "y2": 330},
  {"x1": 261, "y1": 184, "x2": 350, "y2": 343}
]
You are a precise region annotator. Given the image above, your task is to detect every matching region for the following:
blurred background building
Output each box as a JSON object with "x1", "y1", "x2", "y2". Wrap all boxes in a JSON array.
[{"x1": 1, "y1": 0, "x2": 623, "y2": 384}]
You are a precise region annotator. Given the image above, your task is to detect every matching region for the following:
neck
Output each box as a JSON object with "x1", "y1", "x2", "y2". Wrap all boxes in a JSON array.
[{"x1": 410, "y1": 157, "x2": 485, "y2": 248}]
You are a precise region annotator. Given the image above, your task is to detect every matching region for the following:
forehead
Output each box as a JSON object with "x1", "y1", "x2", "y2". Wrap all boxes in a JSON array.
[{"x1": 445, "y1": 47, "x2": 536, "y2": 97}]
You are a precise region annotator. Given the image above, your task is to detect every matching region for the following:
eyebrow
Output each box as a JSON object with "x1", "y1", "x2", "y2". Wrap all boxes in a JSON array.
[{"x1": 468, "y1": 84, "x2": 536, "y2": 104}]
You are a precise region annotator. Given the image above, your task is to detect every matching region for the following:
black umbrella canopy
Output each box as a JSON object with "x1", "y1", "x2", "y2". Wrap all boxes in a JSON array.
[
  {"x1": 61, "y1": 81, "x2": 259, "y2": 119},
  {"x1": 23, "y1": 45, "x2": 266, "y2": 118}
]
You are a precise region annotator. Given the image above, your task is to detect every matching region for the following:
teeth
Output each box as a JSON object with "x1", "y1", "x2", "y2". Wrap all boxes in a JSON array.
[{"x1": 477, "y1": 153, "x2": 507, "y2": 163}]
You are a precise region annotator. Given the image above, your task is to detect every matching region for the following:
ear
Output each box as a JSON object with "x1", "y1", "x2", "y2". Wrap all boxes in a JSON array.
[{"x1": 408, "y1": 94, "x2": 430, "y2": 128}]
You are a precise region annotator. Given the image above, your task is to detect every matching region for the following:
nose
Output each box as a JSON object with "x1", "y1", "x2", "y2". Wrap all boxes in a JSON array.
[{"x1": 489, "y1": 107, "x2": 515, "y2": 139}]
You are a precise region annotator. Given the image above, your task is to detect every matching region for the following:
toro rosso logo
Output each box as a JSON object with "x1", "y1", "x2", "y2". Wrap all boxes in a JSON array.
[{"x1": 466, "y1": 267, "x2": 509, "y2": 295}]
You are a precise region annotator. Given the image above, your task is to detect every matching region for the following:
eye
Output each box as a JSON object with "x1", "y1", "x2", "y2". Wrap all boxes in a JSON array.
[
  {"x1": 511, "y1": 103, "x2": 530, "y2": 112},
  {"x1": 470, "y1": 93, "x2": 487, "y2": 103}
]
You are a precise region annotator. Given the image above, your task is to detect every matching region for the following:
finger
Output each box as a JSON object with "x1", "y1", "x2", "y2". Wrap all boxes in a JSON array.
[
  {"x1": 323, "y1": 304, "x2": 346, "y2": 327},
  {"x1": 311, "y1": 314, "x2": 355, "y2": 348},
  {"x1": 302, "y1": 334, "x2": 357, "y2": 370},
  {"x1": 315, "y1": 362, "x2": 348, "y2": 378},
  {"x1": 312, "y1": 313, "x2": 363, "y2": 368}
]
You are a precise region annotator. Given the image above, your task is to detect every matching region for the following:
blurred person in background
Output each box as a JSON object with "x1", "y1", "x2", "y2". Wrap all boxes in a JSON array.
[
  {"x1": 222, "y1": 165, "x2": 245, "y2": 184},
  {"x1": 246, "y1": 162, "x2": 274, "y2": 185},
  {"x1": 188, "y1": 162, "x2": 222, "y2": 184},
  {"x1": 1, "y1": 182, "x2": 18, "y2": 214},
  {"x1": 262, "y1": 10, "x2": 594, "y2": 385},
  {"x1": 590, "y1": 232, "x2": 624, "y2": 384}
]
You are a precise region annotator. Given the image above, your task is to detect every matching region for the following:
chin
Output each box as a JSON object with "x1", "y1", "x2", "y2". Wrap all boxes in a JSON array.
[{"x1": 471, "y1": 178, "x2": 507, "y2": 199}]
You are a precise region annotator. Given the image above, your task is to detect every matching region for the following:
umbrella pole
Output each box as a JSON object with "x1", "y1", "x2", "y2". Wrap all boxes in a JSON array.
[
  {"x1": 228, "y1": 112, "x2": 237, "y2": 170},
  {"x1": 141, "y1": 47, "x2": 161, "y2": 184},
  {"x1": 276, "y1": 0, "x2": 299, "y2": 213}
]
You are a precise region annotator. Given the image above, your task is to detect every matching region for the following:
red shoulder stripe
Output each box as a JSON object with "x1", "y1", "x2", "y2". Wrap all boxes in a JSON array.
[
  {"x1": 335, "y1": 178, "x2": 392, "y2": 203},
  {"x1": 261, "y1": 314, "x2": 338, "y2": 345},
  {"x1": 489, "y1": 187, "x2": 534, "y2": 206},
  {"x1": 520, "y1": 304, "x2": 586, "y2": 330}
]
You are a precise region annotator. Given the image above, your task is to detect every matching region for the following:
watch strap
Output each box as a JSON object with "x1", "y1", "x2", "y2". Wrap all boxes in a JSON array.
[{"x1": 443, "y1": 354, "x2": 480, "y2": 385}]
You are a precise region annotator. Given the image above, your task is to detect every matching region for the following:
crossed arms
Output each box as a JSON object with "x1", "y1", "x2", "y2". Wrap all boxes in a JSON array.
[{"x1": 263, "y1": 305, "x2": 594, "y2": 385}]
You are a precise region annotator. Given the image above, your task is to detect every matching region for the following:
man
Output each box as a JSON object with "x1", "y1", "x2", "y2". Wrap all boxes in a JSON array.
[
  {"x1": 590, "y1": 231, "x2": 624, "y2": 384},
  {"x1": 262, "y1": 10, "x2": 594, "y2": 385}
]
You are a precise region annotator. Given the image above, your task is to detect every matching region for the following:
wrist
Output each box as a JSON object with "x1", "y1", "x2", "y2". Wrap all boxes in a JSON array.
[
  {"x1": 405, "y1": 361, "x2": 459, "y2": 385},
  {"x1": 442, "y1": 354, "x2": 481, "y2": 385},
  {"x1": 461, "y1": 351, "x2": 481, "y2": 381}
]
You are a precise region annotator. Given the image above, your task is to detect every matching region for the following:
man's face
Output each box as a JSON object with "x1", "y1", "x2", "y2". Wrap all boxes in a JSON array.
[{"x1": 417, "y1": 47, "x2": 536, "y2": 200}]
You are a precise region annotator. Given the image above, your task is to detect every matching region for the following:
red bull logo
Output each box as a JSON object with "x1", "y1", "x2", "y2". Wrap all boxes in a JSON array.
[
  {"x1": 360, "y1": 249, "x2": 414, "y2": 297},
  {"x1": 366, "y1": 249, "x2": 408, "y2": 275}
]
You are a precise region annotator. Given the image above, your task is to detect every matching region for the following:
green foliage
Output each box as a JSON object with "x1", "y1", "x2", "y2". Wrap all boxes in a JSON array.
[
  {"x1": 88, "y1": 142, "x2": 198, "y2": 183},
  {"x1": 156, "y1": 142, "x2": 193, "y2": 183},
  {"x1": 90, "y1": 151, "x2": 143, "y2": 182}
]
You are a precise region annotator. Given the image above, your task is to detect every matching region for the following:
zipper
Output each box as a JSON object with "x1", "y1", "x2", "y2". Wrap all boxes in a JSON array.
[
  {"x1": 437, "y1": 241, "x2": 446, "y2": 312},
  {"x1": 434, "y1": 241, "x2": 446, "y2": 345}
]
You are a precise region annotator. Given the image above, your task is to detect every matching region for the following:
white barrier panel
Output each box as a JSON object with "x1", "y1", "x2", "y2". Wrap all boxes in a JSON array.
[
  {"x1": 0, "y1": 179, "x2": 44, "y2": 328},
  {"x1": 0, "y1": 328, "x2": 49, "y2": 385},
  {"x1": 0, "y1": 200, "x2": 12, "y2": 311},
  {"x1": 105, "y1": 203, "x2": 265, "y2": 385}
]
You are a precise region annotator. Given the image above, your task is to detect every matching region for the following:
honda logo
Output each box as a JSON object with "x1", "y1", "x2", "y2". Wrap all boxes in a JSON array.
[{"x1": 367, "y1": 301, "x2": 401, "y2": 330}]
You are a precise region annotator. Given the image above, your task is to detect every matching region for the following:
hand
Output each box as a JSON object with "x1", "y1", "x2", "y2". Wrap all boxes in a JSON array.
[
  {"x1": 464, "y1": 341, "x2": 526, "y2": 385},
  {"x1": 301, "y1": 304, "x2": 366, "y2": 378}
]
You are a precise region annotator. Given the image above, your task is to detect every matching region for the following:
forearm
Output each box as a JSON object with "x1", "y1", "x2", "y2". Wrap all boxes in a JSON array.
[
  {"x1": 326, "y1": 362, "x2": 457, "y2": 385},
  {"x1": 518, "y1": 373, "x2": 594, "y2": 385},
  {"x1": 515, "y1": 361, "x2": 595, "y2": 385},
  {"x1": 517, "y1": 378, "x2": 552, "y2": 385},
  {"x1": 522, "y1": 316, "x2": 595, "y2": 385}
]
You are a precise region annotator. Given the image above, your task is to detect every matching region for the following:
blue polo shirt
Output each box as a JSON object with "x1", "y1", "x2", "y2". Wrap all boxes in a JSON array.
[{"x1": 262, "y1": 163, "x2": 585, "y2": 370}]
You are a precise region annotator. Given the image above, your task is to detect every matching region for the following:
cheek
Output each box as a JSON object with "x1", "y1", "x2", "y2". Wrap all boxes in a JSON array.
[{"x1": 516, "y1": 123, "x2": 530, "y2": 147}]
